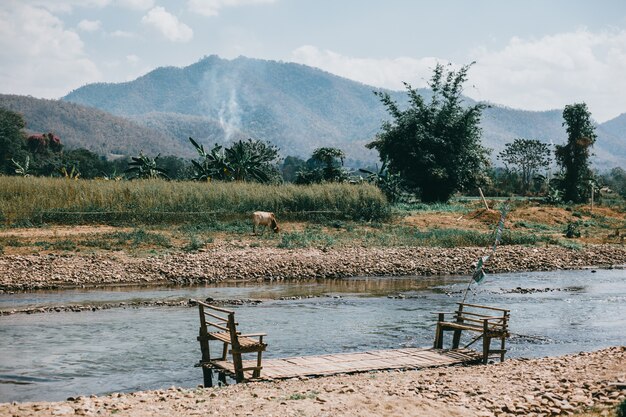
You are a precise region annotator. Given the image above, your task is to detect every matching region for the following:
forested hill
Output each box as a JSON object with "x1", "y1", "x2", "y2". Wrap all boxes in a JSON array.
[
  {"x1": 0, "y1": 94, "x2": 192, "y2": 158},
  {"x1": 63, "y1": 55, "x2": 406, "y2": 163}
]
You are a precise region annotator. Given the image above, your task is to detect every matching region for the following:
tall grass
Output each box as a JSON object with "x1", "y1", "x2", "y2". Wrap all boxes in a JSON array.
[{"x1": 0, "y1": 177, "x2": 390, "y2": 225}]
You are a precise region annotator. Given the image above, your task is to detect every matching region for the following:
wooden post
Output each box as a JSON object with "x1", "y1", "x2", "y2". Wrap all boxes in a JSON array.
[
  {"x1": 254, "y1": 335, "x2": 264, "y2": 378},
  {"x1": 590, "y1": 183, "x2": 594, "y2": 213},
  {"x1": 452, "y1": 305, "x2": 464, "y2": 349},
  {"x1": 197, "y1": 304, "x2": 213, "y2": 387},
  {"x1": 482, "y1": 319, "x2": 491, "y2": 364},
  {"x1": 478, "y1": 188, "x2": 489, "y2": 211},
  {"x1": 228, "y1": 313, "x2": 245, "y2": 383},
  {"x1": 434, "y1": 313, "x2": 445, "y2": 348}
]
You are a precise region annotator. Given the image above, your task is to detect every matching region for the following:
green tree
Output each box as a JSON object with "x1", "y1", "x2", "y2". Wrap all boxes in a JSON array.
[
  {"x1": 189, "y1": 137, "x2": 280, "y2": 183},
  {"x1": 498, "y1": 139, "x2": 551, "y2": 194},
  {"x1": 0, "y1": 108, "x2": 28, "y2": 174},
  {"x1": 125, "y1": 152, "x2": 169, "y2": 179},
  {"x1": 555, "y1": 103, "x2": 596, "y2": 203},
  {"x1": 295, "y1": 147, "x2": 348, "y2": 184},
  {"x1": 281, "y1": 156, "x2": 307, "y2": 182},
  {"x1": 367, "y1": 63, "x2": 490, "y2": 202},
  {"x1": 226, "y1": 139, "x2": 281, "y2": 182}
]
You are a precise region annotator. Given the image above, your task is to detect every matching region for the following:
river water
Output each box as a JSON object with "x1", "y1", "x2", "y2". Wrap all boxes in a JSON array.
[{"x1": 1, "y1": 269, "x2": 625, "y2": 403}]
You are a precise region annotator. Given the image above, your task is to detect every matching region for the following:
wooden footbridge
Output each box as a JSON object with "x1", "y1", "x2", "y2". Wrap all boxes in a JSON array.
[{"x1": 194, "y1": 300, "x2": 509, "y2": 386}]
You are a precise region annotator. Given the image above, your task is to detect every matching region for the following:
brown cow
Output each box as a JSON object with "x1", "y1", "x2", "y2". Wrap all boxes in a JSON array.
[{"x1": 252, "y1": 211, "x2": 279, "y2": 234}]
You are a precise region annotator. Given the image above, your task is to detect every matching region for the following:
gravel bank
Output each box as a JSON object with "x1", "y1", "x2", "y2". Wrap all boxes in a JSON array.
[
  {"x1": 1, "y1": 244, "x2": 625, "y2": 292},
  {"x1": 1, "y1": 346, "x2": 623, "y2": 417}
]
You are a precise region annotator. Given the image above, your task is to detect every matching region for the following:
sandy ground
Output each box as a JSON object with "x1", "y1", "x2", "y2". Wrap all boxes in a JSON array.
[{"x1": 1, "y1": 347, "x2": 623, "y2": 417}]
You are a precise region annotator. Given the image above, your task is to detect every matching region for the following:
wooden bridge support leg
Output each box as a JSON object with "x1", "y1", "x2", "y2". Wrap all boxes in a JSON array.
[
  {"x1": 434, "y1": 314, "x2": 445, "y2": 348},
  {"x1": 232, "y1": 350, "x2": 244, "y2": 383},
  {"x1": 500, "y1": 336, "x2": 506, "y2": 362},
  {"x1": 202, "y1": 366, "x2": 214, "y2": 388},
  {"x1": 482, "y1": 319, "x2": 490, "y2": 364},
  {"x1": 452, "y1": 304, "x2": 464, "y2": 349}
]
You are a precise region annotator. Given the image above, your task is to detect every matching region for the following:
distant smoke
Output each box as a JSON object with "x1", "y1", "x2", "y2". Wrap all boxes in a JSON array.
[
  {"x1": 218, "y1": 89, "x2": 242, "y2": 142},
  {"x1": 200, "y1": 65, "x2": 244, "y2": 143}
]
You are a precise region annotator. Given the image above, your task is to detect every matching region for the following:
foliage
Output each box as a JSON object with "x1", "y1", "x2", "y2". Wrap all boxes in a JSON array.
[
  {"x1": 555, "y1": 103, "x2": 596, "y2": 203},
  {"x1": 598, "y1": 167, "x2": 626, "y2": 198},
  {"x1": 0, "y1": 108, "x2": 28, "y2": 175},
  {"x1": 125, "y1": 152, "x2": 169, "y2": 180},
  {"x1": 281, "y1": 156, "x2": 307, "y2": 182},
  {"x1": 295, "y1": 147, "x2": 349, "y2": 184},
  {"x1": 564, "y1": 221, "x2": 581, "y2": 238},
  {"x1": 359, "y1": 160, "x2": 404, "y2": 203},
  {"x1": 367, "y1": 63, "x2": 490, "y2": 203},
  {"x1": 498, "y1": 138, "x2": 551, "y2": 194},
  {"x1": 189, "y1": 137, "x2": 280, "y2": 183},
  {"x1": 11, "y1": 156, "x2": 31, "y2": 177}
]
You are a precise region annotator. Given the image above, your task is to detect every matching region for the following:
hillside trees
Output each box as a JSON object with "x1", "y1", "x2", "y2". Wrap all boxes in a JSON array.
[
  {"x1": 367, "y1": 63, "x2": 490, "y2": 203},
  {"x1": 498, "y1": 138, "x2": 551, "y2": 194},
  {"x1": 555, "y1": 103, "x2": 596, "y2": 203}
]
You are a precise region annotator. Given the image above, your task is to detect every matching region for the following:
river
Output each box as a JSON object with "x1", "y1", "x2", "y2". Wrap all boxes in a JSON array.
[{"x1": 1, "y1": 268, "x2": 625, "y2": 402}]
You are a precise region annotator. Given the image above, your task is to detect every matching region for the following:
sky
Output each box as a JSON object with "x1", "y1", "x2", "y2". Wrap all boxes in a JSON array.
[{"x1": 1, "y1": 0, "x2": 626, "y2": 122}]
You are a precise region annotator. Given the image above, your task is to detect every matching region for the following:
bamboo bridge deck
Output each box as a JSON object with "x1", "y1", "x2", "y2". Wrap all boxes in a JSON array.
[{"x1": 205, "y1": 347, "x2": 483, "y2": 381}]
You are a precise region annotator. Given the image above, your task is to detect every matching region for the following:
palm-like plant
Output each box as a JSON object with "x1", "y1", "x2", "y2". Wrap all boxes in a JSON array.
[
  {"x1": 125, "y1": 152, "x2": 169, "y2": 180},
  {"x1": 189, "y1": 137, "x2": 279, "y2": 183},
  {"x1": 359, "y1": 160, "x2": 404, "y2": 203},
  {"x1": 11, "y1": 156, "x2": 30, "y2": 177}
]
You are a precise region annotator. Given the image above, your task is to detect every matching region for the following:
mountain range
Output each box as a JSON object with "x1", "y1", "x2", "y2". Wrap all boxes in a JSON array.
[{"x1": 3, "y1": 55, "x2": 625, "y2": 168}]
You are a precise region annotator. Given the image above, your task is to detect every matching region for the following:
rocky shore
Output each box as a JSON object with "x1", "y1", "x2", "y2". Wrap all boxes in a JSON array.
[
  {"x1": 1, "y1": 244, "x2": 625, "y2": 292},
  {"x1": 1, "y1": 346, "x2": 623, "y2": 417}
]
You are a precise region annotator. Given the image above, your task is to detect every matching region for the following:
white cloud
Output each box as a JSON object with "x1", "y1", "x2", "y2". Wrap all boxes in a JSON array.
[
  {"x1": 291, "y1": 29, "x2": 626, "y2": 122},
  {"x1": 115, "y1": 0, "x2": 154, "y2": 10},
  {"x1": 126, "y1": 54, "x2": 140, "y2": 64},
  {"x1": 291, "y1": 45, "x2": 447, "y2": 90},
  {"x1": 468, "y1": 29, "x2": 626, "y2": 122},
  {"x1": 141, "y1": 6, "x2": 193, "y2": 42},
  {"x1": 110, "y1": 29, "x2": 135, "y2": 38},
  {"x1": 77, "y1": 19, "x2": 102, "y2": 32},
  {"x1": 0, "y1": 2, "x2": 101, "y2": 98},
  {"x1": 25, "y1": 0, "x2": 111, "y2": 13},
  {"x1": 188, "y1": 0, "x2": 277, "y2": 17}
]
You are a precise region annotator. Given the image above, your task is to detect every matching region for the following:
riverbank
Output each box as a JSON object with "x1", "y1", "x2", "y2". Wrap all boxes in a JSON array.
[
  {"x1": 1, "y1": 243, "x2": 625, "y2": 292},
  {"x1": 1, "y1": 346, "x2": 623, "y2": 416}
]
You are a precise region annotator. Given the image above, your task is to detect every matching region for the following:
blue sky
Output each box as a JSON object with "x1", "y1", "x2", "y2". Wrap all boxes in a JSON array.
[{"x1": 1, "y1": 0, "x2": 626, "y2": 122}]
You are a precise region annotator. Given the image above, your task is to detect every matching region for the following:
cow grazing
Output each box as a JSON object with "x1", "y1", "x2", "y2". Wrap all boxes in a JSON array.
[{"x1": 252, "y1": 211, "x2": 280, "y2": 235}]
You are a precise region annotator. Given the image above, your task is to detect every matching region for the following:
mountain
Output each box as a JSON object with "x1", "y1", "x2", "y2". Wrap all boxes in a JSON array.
[
  {"x1": 0, "y1": 94, "x2": 192, "y2": 158},
  {"x1": 16, "y1": 55, "x2": 626, "y2": 168},
  {"x1": 63, "y1": 55, "x2": 407, "y2": 164}
]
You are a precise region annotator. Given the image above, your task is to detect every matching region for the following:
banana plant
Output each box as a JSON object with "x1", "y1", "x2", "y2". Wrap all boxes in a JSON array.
[
  {"x1": 11, "y1": 156, "x2": 31, "y2": 177},
  {"x1": 125, "y1": 152, "x2": 169, "y2": 180}
]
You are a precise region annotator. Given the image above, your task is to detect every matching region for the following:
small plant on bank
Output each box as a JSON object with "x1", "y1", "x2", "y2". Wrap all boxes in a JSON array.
[{"x1": 564, "y1": 221, "x2": 582, "y2": 238}]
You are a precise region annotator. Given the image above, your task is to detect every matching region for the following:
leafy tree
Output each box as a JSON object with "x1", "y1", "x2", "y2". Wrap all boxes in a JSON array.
[
  {"x1": 498, "y1": 138, "x2": 551, "y2": 194},
  {"x1": 189, "y1": 137, "x2": 280, "y2": 183},
  {"x1": 0, "y1": 108, "x2": 28, "y2": 174},
  {"x1": 125, "y1": 152, "x2": 169, "y2": 179},
  {"x1": 226, "y1": 139, "x2": 281, "y2": 182},
  {"x1": 555, "y1": 103, "x2": 596, "y2": 203},
  {"x1": 281, "y1": 156, "x2": 307, "y2": 182},
  {"x1": 367, "y1": 63, "x2": 490, "y2": 203},
  {"x1": 61, "y1": 148, "x2": 111, "y2": 179},
  {"x1": 295, "y1": 147, "x2": 348, "y2": 184}
]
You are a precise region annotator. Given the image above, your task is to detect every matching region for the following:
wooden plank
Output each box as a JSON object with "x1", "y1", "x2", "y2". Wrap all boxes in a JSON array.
[{"x1": 205, "y1": 348, "x2": 483, "y2": 381}]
